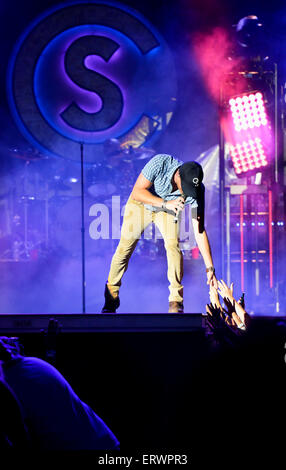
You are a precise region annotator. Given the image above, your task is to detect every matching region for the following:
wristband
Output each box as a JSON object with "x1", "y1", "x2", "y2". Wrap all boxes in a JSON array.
[
  {"x1": 161, "y1": 200, "x2": 167, "y2": 211},
  {"x1": 206, "y1": 266, "x2": 215, "y2": 273}
]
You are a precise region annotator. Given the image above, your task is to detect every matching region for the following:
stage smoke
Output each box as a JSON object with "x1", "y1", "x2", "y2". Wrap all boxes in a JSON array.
[{"x1": 192, "y1": 27, "x2": 246, "y2": 102}]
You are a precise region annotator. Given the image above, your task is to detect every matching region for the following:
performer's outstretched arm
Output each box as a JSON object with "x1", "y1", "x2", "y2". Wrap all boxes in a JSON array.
[{"x1": 192, "y1": 217, "x2": 218, "y2": 288}]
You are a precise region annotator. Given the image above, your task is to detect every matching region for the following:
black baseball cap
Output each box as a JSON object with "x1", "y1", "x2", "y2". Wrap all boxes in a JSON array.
[{"x1": 179, "y1": 161, "x2": 204, "y2": 199}]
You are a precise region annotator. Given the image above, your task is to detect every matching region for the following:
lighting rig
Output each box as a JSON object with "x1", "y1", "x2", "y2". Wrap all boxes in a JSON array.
[{"x1": 219, "y1": 16, "x2": 285, "y2": 314}]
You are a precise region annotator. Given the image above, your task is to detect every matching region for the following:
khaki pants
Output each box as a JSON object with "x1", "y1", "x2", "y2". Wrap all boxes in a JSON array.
[{"x1": 107, "y1": 198, "x2": 183, "y2": 302}]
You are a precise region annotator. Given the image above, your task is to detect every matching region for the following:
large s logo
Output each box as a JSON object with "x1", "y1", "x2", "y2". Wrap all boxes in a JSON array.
[
  {"x1": 8, "y1": 1, "x2": 177, "y2": 163},
  {"x1": 61, "y1": 35, "x2": 123, "y2": 131}
]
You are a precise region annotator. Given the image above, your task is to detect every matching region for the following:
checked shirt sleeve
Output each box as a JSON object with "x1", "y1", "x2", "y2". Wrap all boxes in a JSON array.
[{"x1": 141, "y1": 154, "x2": 165, "y2": 183}]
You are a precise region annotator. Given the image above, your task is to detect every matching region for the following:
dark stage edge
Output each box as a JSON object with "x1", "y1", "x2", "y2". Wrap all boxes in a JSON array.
[{"x1": 0, "y1": 313, "x2": 205, "y2": 333}]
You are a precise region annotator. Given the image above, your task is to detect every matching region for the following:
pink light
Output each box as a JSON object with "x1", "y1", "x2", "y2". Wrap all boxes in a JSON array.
[
  {"x1": 228, "y1": 134, "x2": 269, "y2": 176},
  {"x1": 269, "y1": 190, "x2": 273, "y2": 288},
  {"x1": 230, "y1": 92, "x2": 268, "y2": 131}
]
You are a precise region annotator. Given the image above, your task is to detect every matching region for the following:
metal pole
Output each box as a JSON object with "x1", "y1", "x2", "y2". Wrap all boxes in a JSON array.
[
  {"x1": 273, "y1": 63, "x2": 280, "y2": 312},
  {"x1": 80, "y1": 143, "x2": 86, "y2": 314},
  {"x1": 225, "y1": 188, "x2": 231, "y2": 286},
  {"x1": 274, "y1": 63, "x2": 278, "y2": 184},
  {"x1": 219, "y1": 86, "x2": 226, "y2": 279},
  {"x1": 239, "y1": 194, "x2": 244, "y2": 292},
  {"x1": 44, "y1": 183, "x2": 49, "y2": 249}
]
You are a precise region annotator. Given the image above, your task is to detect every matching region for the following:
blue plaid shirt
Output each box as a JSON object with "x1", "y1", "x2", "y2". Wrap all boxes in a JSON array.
[{"x1": 141, "y1": 154, "x2": 198, "y2": 212}]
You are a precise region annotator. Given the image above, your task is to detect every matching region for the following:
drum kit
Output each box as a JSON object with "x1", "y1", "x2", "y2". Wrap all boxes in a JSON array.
[{"x1": 0, "y1": 143, "x2": 161, "y2": 261}]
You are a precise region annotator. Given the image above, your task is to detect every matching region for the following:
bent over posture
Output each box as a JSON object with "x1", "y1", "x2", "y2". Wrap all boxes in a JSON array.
[{"x1": 102, "y1": 154, "x2": 217, "y2": 313}]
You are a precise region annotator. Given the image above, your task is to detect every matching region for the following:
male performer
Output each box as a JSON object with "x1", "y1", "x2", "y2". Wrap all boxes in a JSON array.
[{"x1": 102, "y1": 154, "x2": 218, "y2": 313}]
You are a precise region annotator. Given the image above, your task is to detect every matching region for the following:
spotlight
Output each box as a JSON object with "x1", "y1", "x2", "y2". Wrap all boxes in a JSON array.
[{"x1": 236, "y1": 15, "x2": 263, "y2": 49}]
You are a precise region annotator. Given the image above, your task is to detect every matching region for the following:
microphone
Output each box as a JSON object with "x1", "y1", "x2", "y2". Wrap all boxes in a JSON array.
[{"x1": 173, "y1": 194, "x2": 186, "y2": 223}]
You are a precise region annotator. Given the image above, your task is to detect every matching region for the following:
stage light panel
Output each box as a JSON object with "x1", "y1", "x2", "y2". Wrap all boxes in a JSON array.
[
  {"x1": 229, "y1": 137, "x2": 269, "y2": 176},
  {"x1": 229, "y1": 91, "x2": 268, "y2": 132}
]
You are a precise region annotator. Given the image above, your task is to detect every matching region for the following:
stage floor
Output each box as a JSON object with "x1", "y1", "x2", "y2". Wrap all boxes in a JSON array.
[
  {"x1": 0, "y1": 313, "x2": 205, "y2": 333},
  {"x1": 0, "y1": 312, "x2": 284, "y2": 335},
  {"x1": 1, "y1": 255, "x2": 284, "y2": 315}
]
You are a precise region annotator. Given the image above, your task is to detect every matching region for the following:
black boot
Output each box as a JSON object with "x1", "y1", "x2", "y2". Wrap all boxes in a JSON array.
[{"x1": 101, "y1": 284, "x2": 120, "y2": 313}]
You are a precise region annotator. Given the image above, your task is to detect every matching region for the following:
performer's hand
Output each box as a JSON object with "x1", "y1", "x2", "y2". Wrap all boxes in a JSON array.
[
  {"x1": 207, "y1": 271, "x2": 218, "y2": 289},
  {"x1": 165, "y1": 196, "x2": 185, "y2": 214}
]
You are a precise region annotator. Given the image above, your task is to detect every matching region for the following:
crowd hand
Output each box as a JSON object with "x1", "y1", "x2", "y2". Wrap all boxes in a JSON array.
[
  {"x1": 223, "y1": 298, "x2": 244, "y2": 328},
  {"x1": 223, "y1": 297, "x2": 235, "y2": 315},
  {"x1": 206, "y1": 303, "x2": 226, "y2": 328},
  {"x1": 209, "y1": 284, "x2": 222, "y2": 309},
  {"x1": 219, "y1": 283, "x2": 248, "y2": 330},
  {"x1": 232, "y1": 311, "x2": 247, "y2": 329},
  {"x1": 235, "y1": 301, "x2": 249, "y2": 329},
  {"x1": 207, "y1": 302, "x2": 238, "y2": 330},
  {"x1": 165, "y1": 196, "x2": 185, "y2": 214},
  {"x1": 217, "y1": 280, "x2": 234, "y2": 302}
]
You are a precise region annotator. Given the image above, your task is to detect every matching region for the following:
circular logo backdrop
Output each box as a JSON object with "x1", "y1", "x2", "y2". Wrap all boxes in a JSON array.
[{"x1": 8, "y1": 1, "x2": 177, "y2": 163}]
